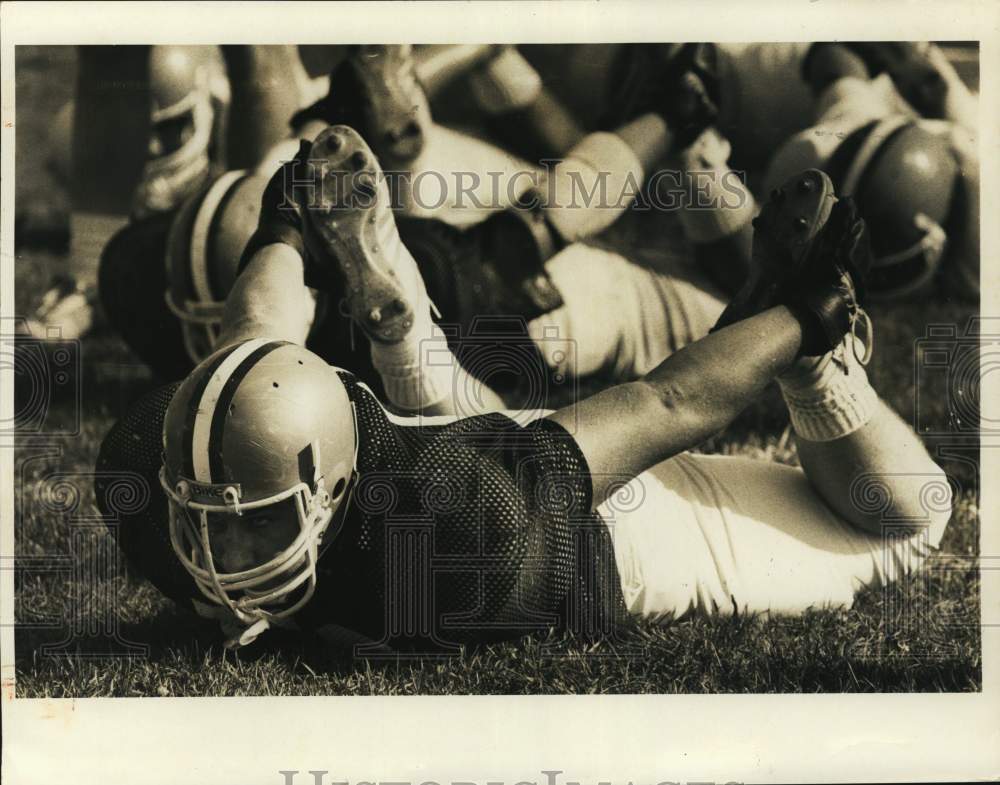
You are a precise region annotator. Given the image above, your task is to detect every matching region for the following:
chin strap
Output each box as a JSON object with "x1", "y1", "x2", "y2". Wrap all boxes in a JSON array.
[{"x1": 223, "y1": 616, "x2": 271, "y2": 650}]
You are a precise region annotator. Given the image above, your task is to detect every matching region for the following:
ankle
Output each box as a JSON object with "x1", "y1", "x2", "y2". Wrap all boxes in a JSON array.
[
  {"x1": 369, "y1": 301, "x2": 451, "y2": 411},
  {"x1": 778, "y1": 337, "x2": 879, "y2": 441}
]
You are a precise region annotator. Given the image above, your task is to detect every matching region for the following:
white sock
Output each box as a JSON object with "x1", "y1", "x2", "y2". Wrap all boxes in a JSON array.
[
  {"x1": 542, "y1": 131, "x2": 644, "y2": 243},
  {"x1": 468, "y1": 47, "x2": 542, "y2": 114},
  {"x1": 777, "y1": 337, "x2": 880, "y2": 442},
  {"x1": 369, "y1": 300, "x2": 455, "y2": 412},
  {"x1": 675, "y1": 129, "x2": 756, "y2": 245}
]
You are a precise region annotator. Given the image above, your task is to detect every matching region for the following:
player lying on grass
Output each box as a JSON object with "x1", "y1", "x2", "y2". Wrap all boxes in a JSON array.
[
  {"x1": 100, "y1": 79, "x2": 727, "y2": 393},
  {"x1": 21, "y1": 45, "x2": 318, "y2": 342},
  {"x1": 96, "y1": 156, "x2": 953, "y2": 652},
  {"x1": 602, "y1": 42, "x2": 980, "y2": 303}
]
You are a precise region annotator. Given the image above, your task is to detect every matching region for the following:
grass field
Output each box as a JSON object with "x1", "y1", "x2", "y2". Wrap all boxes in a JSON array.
[{"x1": 10, "y1": 45, "x2": 982, "y2": 696}]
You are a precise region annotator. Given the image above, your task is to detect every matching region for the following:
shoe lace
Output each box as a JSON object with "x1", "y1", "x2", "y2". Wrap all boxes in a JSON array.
[{"x1": 836, "y1": 269, "x2": 874, "y2": 370}]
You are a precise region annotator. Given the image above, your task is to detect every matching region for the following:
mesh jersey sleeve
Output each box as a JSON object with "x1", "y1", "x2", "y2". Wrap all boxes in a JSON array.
[
  {"x1": 303, "y1": 376, "x2": 631, "y2": 647},
  {"x1": 94, "y1": 383, "x2": 206, "y2": 611}
]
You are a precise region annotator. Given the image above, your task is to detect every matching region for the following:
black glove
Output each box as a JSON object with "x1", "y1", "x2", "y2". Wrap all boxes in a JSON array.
[
  {"x1": 600, "y1": 43, "x2": 720, "y2": 149},
  {"x1": 841, "y1": 42, "x2": 949, "y2": 119}
]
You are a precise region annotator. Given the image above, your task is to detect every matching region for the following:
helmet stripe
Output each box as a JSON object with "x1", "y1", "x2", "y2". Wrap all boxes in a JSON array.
[
  {"x1": 206, "y1": 340, "x2": 289, "y2": 483},
  {"x1": 189, "y1": 338, "x2": 271, "y2": 483},
  {"x1": 205, "y1": 172, "x2": 248, "y2": 300},
  {"x1": 179, "y1": 343, "x2": 241, "y2": 481},
  {"x1": 190, "y1": 169, "x2": 246, "y2": 304},
  {"x1": 839, "y1": 116, "x2": 910, "y2": 197}
]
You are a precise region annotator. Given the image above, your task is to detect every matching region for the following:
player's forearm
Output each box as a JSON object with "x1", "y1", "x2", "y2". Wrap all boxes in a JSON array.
[
  {"x1": 217, "y1": 244, "x2": 313, "y2": 349},
  {"x1": 551, "y1": 306, "x2": 802, "y2": 505}
]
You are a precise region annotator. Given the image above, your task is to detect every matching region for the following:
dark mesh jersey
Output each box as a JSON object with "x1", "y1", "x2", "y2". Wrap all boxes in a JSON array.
[{"x1": 95, "y1": 372, "x2": 630, "y2": 649}]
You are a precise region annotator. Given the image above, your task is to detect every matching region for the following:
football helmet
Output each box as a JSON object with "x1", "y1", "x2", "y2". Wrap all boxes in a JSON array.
[
  {"x1": 133, "y1": 46, "x2": 223, "y2": 217},
  {"x1": 768, "y1": 115, "x2": 959, "y2": 300},
  {"x1": 826, "y1": 116, "x2": 958, "y2": 299},
  {"x1": 160, "y1": 340, "x2": 358, "y2": 630},
  {"x1": 164, "y1": 169, "x2": 268, "y2": 363}
]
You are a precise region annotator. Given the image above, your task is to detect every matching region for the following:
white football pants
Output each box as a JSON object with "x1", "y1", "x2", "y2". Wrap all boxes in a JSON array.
[{"x1": 598, "y1": 452, "x2": 951, "y2": 621}]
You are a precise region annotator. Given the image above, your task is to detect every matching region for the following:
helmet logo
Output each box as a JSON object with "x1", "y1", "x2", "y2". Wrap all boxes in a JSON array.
[{"x1": 175, "y1": 477, "x2": 244, "y2": 508}]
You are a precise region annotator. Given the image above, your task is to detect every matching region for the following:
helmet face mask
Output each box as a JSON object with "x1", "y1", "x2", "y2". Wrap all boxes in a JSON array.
[
  {"x1": 135, "y1": 96, "x2": 214, "y2": 217},
  {"x1": 866, "y1": 211, "x2": 947, "y2": 300},
  {"x1": 161, "y1": 467, "x2": 346, "y2": 623},
  {"x1": 164, "y1": 291, "x2": 224, "y2": 363},
  {"x1": 161, "y1": 340, "x2": 359, "y2": 628}
]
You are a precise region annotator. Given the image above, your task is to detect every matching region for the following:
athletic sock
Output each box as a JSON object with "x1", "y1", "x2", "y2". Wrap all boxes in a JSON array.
[
  {"x1": 542, "y1": 130, "x2": 645, "y2": 243},
  {"x1": 777, "y1": 337, "x2": 880, "y2": 442},
  {"x1": 368, "y1": 257, "x2": 453, "y2": 411},
  {"x1": 675, "y1": 128, "x2": 756, "y2": 246},
  {"x1": 468, "y1": 46, "x2": 543, "y2": 115}
]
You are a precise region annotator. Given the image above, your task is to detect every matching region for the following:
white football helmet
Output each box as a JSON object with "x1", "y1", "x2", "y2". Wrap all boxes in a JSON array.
[
  {"x1": 163, "y1": 169, "x2": 268, "y2": 363},
  {"x1": 160, "y1": 340, "x2": 357, "y2": 633},
  {"x1": 134, "y1": 46, "x2": 227, "y2": 217}
]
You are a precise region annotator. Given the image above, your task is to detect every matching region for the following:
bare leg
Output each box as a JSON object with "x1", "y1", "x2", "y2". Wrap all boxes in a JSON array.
[
  {"x1": 220, "y1": 45, "x2": 310, "y2": 169},
  {"x1": 780, "y1": 340, "x2": 951, "y2": 535}
]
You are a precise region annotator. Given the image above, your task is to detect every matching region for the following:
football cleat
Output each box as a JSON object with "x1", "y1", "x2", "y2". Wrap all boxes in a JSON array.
[
  {"x1": 600, "y1": 43, "x2": 720, "y2": 149},
  {"x1": 718, "y1": 169, "x2": 837, "y2": 327},
  {"x1": 161, "y1": 340, "x2": 358, "y2": 628},
  {"x1": 300, "y1": 125, "x2": 429, "y2": 344},
  {"x1": 302, "y1": 44, "x2": 431, "y2": 168},
  {"x1": 716, "y1": 169, "x2": 872, "y2": 360}
]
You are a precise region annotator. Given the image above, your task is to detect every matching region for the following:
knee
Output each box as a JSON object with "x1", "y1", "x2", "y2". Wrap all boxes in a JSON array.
[{"x1": 851, "y1": 463, "x2": 954, "y2": 546}]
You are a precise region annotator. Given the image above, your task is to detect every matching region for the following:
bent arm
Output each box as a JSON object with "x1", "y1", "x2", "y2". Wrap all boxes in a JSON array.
[
  {"x1": 217, "y1": 243, "x2": 314, "y2": 350},
  {"x1": 549, "y1": 305, "x2": 802, "y2": 506}
]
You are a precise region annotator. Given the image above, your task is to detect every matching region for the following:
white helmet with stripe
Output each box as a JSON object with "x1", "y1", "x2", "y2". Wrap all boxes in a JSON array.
[
  {"x1": 133, "y1": 45, "x2": 227, "y2": 217},
  {"x1": 164, "y1": 170, "x2": 269, "y2": 363},
  {"x1": 160, "y1": 340, "x2": 357, "y2": 630}
]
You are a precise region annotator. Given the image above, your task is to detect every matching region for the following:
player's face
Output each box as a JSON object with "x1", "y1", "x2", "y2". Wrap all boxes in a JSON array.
[
  {"x1": 148, "y1": 111, "x2": 196, "y2": 158},
  {"x1": 206, "y1": 499, "x2": 300, "y2": 575}
]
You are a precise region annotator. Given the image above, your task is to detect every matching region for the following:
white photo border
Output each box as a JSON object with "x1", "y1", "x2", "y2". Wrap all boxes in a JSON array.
[{"x1": 2, "y1": 2, "x2": 998, "y2": 783}]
